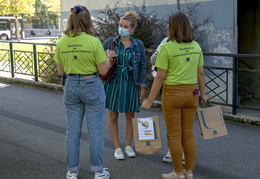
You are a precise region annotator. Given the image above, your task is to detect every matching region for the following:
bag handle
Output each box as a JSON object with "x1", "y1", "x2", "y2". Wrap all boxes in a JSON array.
[
  {"x1": 110, "y1": 37, "x2": 115, "y2": 50},
  {"x1": 199, "y1": 99, "x2": 212, "y2": 108},
  {"x1": 109, "y1": 38, "x2": 116, "y2": 62}
]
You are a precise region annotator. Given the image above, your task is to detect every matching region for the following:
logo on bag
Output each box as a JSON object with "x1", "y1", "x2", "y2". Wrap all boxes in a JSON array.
[
  {"x1": 198, "y1": 110, "x2": 212, "y2": 129},
  {"x1": 213, "y1": 130, "x2": 218, "y2": 135},
  {"x1": 142, "y1": 121, "x2": 149, "y2": 129},
  {"x1": 199, "y1": 111, "x2": 219, "y2": 136},
  {"x1": 146, "y1": 141, "x2": 151, "y2": 146},
  {"x1": 198, "y1": 106, "x2": 228, "y2": 139}
]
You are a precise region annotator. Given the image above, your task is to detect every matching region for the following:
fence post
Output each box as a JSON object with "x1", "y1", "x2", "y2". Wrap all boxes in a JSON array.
[
  {"x1": 33, "y1": 44, "x2": 38, "y2": 82},
  {"x1": 9, "y1": 42, "x2": 14, "y2": 78},
  {"x1": 232, "y1": 56, "x2": 238, "y2": 115}
]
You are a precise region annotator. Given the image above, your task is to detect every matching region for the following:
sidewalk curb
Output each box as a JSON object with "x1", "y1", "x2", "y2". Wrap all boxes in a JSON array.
[
  {"x1": 0, "y1": 76, "x2": 64, "y2": 92},
  {"x1": 1, "y1": 76, "x2": 259, "y2": 127},
  {"x1": 223, "y1": 115, "x2": 260, "y2": 126}
]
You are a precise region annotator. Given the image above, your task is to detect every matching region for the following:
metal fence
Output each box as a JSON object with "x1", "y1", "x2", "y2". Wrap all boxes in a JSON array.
[
  {"x1": 0, "y1": 41, "x2": 259, "y2": 115},
  {"x1": 0, "y1": 41, "x2": 60, "y2": 84},
  {"x1": 203, "y1": 53, "x2": 260, "y2": 114}
]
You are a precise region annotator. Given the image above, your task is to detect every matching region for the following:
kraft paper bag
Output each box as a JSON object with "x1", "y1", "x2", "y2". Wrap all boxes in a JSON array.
[
  {"x1": 197, "y1": 105, "x2": 228, "y2": 140},
  {"x1": 132, "y1": 116, "x2": 162, "y2": 154}
]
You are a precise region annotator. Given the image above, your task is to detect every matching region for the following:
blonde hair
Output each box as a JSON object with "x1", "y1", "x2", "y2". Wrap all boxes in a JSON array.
[
  {"x1": 168, "y1": 12, "x2": 195, "y2": 43},
  {"x1": 63, "y1": 5, "x2": 94, "y2": 37},
  {"x1": 121, "y1": 11, "x2": 138, "y2": 28}
]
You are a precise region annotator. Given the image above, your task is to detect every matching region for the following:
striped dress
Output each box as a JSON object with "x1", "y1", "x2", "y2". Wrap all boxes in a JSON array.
[{"x1": 104, "y1": 41, "x2": 140, "y2": 112}]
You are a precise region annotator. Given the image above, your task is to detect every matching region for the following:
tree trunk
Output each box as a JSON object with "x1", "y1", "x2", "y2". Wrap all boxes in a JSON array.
[{"x1": 15, "y1": 16, "x2": 20, "y2": 42}]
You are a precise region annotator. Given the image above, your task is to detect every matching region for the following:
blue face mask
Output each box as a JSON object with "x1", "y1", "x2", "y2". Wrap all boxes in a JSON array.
[{"x1": 118, "y1": 27, "x2": 130, "y2": 37}]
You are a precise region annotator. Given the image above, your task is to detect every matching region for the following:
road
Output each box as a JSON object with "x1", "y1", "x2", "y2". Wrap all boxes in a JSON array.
[{"x1": 0, "y1": 81, "x2": 259, "y2": 179}]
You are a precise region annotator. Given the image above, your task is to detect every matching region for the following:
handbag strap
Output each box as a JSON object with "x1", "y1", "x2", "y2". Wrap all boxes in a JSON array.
[
  {"x1": 110, "y1": 37, "x2": 115, "y2": 50},
  {"x1": 110, "y1": 38, "x2": 116, "y2": 62}
]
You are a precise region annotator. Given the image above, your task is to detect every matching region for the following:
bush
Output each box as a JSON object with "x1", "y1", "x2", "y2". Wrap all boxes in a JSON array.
[
  {"x1": 92, "y1": 2, "x2": 167, "y2": 48},
  {"x1": 131, "y1": 4, "x2": 167, "y2": 49},
  {"x1": 177, "y1": 0, "x2": 211, "y2": 49},
  {"x1": 92, "y1": 2, "x2": 120, "y2": 43}
]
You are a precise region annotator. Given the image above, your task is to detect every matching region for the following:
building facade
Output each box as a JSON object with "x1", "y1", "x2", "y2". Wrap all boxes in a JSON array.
[
  {"x1": 60, "y1": 0, "x2": 259, "y2": 61},
  {"x1": 60, "y1": 0, "x2": 260, "y2": 103}
]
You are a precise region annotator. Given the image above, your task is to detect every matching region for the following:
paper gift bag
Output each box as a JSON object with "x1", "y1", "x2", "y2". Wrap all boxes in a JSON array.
[
  {"x1": 132, "y1": 116, "x2": 162, "y2": 154},
  {"x1": 197, "y1": 105, "x2": 228, "y2": 140}
]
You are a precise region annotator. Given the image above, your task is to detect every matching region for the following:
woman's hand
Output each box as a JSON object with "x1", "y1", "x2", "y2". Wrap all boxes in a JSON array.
[
  {"x1": 106, "y1": 50, "x2": 118, "y2": 58},
  {"x1": 141, "y1": 100, "x2": 153, "y2": 110},
  {"x1": 200, "y1": 94, "x2": 209, "y2": 104},
  {"x1": 57, "y1": 64, "x2": 65, "y2": 76}
]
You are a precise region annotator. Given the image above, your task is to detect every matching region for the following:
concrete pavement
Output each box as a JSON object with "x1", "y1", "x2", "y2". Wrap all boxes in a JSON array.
[
  {"x1": 1, "y1": 75, "x2": 259, "y2": 126},
  {"x1": 0, "y1": 77, "x2": 260, "y2": 179}
]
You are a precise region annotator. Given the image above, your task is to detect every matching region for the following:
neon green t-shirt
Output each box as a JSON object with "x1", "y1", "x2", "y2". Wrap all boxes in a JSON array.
[
  {"x1": 155, "y1": 40, "x2": 204, "y2": 85},
  {"x1": 53, "y1": 32, "x2": 107, "y2": 74}
]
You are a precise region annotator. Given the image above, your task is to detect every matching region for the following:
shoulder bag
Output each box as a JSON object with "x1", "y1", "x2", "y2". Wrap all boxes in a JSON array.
[{"x1": 99, "y1": 38, "x2": 117, "y2": 81}]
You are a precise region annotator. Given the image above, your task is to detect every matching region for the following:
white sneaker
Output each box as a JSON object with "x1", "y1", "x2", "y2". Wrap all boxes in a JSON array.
[
  {"x1": 182, "y1": 153, "x2": 185, "y2": 165},
  {"x1": 66, "y1": 171, "x2": 78, "y2": 179},
  {"x1": 163, "y1": 150, "x2": 186, "y2": 164},
  {"x1": 163, "y1": 150, "x2": 172, "y2": 163},
  {"x1": 125, "y1": 146, "x2": 136, "y2": 157},
  {"x1": 114, "y1": 148, "x2": 124, "y2": 160},
  {"x1": 94, "y1": 168, "x2": 110, "y2": 179},
  {"x1": 184, "y1": 171, "x2": 193, "y2": 179},
  {"x1": 162, "y1": 171, "x2": 185, "y2": 179}
]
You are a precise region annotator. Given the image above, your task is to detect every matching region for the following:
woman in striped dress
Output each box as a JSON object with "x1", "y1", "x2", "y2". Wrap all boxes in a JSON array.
[{"x1": 103, "y1": 11, "x2": 147, "y2": 160}]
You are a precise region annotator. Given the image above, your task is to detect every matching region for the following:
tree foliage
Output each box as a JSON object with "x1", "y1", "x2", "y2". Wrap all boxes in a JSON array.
[
  {"x1": 45, "y1": 0, "x2": 61, "y2": 16},
  {"x1": 92, "y1": 2, "x2": 167, "y2": 48},
  {"x1": 131, "y1": 4, "x2": 167, "y2": 48},
  {"x1": 31, "y1": 0, "x2": 60, "y2": 29},
  {"x1": 92, "y1": 2, "x2": 121, "y2": 43},
  {"x1": 0, "y1": 0, "x2": 34, "y2": 16},
  {"x1": 177, "y1": 0, "x2": 210, "y2": 44},
  {"x1": 34, "y1": 0, "x2": 48, "y2": 29},
  {"x1": 0, "y1": 0, "x2": 34, "y2": 41},
  {"x1": 0, "y1": 0, "x2": 60, "y2": 35}
]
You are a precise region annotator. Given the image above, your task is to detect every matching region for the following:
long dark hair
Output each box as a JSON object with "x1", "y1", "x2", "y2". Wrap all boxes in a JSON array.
[{"x1": 168, "y1": 12, "x2": 195, "y2": 43}]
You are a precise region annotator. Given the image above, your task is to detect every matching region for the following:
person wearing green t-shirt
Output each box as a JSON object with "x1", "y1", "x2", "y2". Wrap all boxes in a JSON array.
[
  {"x1": 150, "y1": 37, "x2": 185, "y2": 165},
  {"x1": 142, "y1": 12, "x2": 208, "y2": 179},
  {"x1": 53, "y1": 5, "x2": 110, "y2": 179}
]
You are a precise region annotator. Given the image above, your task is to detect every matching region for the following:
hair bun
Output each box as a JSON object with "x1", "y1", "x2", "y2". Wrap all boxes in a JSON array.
[
  {"x1": 70, "y1": 7, "x2": 76, "y2": 13},
  {"x1": 124, "y1": 11, "x2": 138, "y2": 20}
]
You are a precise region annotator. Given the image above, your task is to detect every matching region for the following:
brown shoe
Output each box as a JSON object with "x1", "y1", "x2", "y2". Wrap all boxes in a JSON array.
[
  {"x1": 162, "y1": 171, "x2": 185, "y2": 179},
  {"x1": 184, "y1": 171, "x2": 193, "y2": 179}
]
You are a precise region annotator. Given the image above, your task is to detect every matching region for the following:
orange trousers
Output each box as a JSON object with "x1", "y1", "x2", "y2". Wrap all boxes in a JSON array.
[{"x1": 162, "y1": 84, "x2": 199, "y2": 172}]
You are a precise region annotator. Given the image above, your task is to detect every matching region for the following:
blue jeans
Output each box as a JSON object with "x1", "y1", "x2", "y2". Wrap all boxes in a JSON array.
[{"x1": 63, "y1": 75, "x2": 105, "y2": 172}]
